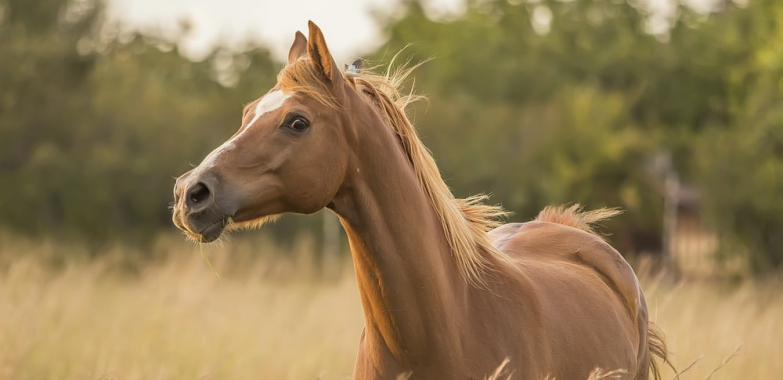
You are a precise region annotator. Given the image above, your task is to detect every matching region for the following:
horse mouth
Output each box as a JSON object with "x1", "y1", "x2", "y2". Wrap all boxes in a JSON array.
[{"x1": 197, "y1": 217, "x2": 229, "y2": 243}]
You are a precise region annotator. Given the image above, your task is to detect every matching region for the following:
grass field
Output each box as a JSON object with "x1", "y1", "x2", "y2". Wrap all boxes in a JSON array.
[{"x1": 1, "y1": 234, "x2": 781, "y2": 380}]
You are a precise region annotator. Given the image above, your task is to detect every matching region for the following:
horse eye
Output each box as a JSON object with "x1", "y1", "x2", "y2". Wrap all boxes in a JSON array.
[{"x1": 286, "y1": 117, "x2": 310, "y2": 133}]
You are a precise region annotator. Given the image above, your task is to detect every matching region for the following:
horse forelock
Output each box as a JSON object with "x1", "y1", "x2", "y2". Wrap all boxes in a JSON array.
[
  {"x1": 277, "y1": 56, "x2": 513, "y2": 287},
  {"x1": 278, "y1": 56, "x2": 341, "y2": 110}
]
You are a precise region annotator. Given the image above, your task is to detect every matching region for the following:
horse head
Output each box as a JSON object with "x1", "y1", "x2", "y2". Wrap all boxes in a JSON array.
[{"x1": 172, "y1": 22, "x2": 357, "y2": 242}]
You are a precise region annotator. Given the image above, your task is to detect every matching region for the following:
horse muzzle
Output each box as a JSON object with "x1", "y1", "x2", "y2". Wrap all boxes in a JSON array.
[{"x1": 172, "y1": 170, "x2": 236, "y2": 243}]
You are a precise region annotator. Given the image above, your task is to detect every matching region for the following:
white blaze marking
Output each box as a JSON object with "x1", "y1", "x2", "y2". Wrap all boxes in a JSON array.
[
  {"x1": 246, "y1": 90, "x2": 290, "y2": 128},
  {"x1": 198, "y1": 90, "x2": 291, "y2": 169}
]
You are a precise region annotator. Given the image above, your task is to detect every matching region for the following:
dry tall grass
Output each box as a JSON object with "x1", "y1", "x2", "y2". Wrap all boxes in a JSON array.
[{"x1": 0, "y1": 234, "x2": 781, "y2": 379}]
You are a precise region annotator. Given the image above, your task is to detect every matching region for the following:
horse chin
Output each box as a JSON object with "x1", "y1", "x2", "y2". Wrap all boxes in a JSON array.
[
  {"x1": 182, "y1": 217, "x2": 228, "y2": 243},
  {"x1": 180, "y1": 214, "x2": 279, "y2": 243},
  {"x1": 225, "y1": 214, "x2": 281, "y2": 233},
  {"x1": 198, "y1": 219, "x2": 227, "y2": 243}
]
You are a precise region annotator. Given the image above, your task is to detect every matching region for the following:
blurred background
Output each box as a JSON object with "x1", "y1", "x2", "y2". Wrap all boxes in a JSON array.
[
  {"x1": 2, "y1": 0, "x2": 782, "y2": 274},
  {"x1": 1, "y1": 0, "x2": 782, "y2": 378}
]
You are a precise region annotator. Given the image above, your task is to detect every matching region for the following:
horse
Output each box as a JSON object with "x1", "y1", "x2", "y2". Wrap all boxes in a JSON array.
[{"x1": 172, "y1": 21, "x2": 668, "y2": 380}]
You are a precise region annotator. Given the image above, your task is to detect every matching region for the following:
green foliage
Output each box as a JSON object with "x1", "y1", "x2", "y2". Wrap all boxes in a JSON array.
[
  {"x1": 695, "y1": 1, "x2": 783, "y2": 270},
  {"x1": 1, "y1": 0, "x2": 781, "y2": 271},
  {"x1": 378, "y1": 0, "x2": 783, "y2": 269},
  {"x1": 378, "y1": 0, "x2": 671, "y2": 253},
  {"x1": 0, "y1": 0, "x2": 282, "y2": 245}
]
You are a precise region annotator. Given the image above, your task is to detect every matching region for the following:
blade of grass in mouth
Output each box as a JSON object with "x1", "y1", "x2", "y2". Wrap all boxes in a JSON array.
[{"x1": 199, "y1": 242, "x2": 220, "y2": 279}]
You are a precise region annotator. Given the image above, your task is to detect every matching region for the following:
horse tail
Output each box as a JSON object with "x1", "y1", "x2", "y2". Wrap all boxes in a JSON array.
[{"x1": 646, "y1": 321, "x2": 667, "y2": 380}]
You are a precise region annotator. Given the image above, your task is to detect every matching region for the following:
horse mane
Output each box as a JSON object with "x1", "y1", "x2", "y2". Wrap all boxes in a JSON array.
[
  {"x1": 535, "y1": 204, "x2": 622, "y2": 239},
  {"x1": 279, "y1": 56, "x2": 512, "y2": 287}
]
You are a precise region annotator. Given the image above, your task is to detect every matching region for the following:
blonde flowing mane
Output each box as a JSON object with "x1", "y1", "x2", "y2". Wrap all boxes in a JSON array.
[{"x1": 279, "y1": 57, "x2": 513, "y2": 286}]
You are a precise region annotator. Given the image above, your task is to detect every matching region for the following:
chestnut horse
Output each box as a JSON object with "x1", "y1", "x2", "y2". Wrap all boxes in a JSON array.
[{"x1": 172, "y1": 21, "x2": 668, "y2": 380}]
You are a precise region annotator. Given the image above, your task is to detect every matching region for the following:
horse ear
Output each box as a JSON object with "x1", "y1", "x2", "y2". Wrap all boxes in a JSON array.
[
  {"x1": 287, "y1": 31, "x2": 307, "y2": 65},
  {"x1": 307, "y1": 21, "x2": 342, "y2": 83}
]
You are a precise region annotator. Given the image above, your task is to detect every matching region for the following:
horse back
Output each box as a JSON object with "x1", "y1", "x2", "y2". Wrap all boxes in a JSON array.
[
  {"x1": 491, "y1": 221, "x2": 642, "y2": 319},
  {"x1": 489, "y1": 221, "x2": 648, "y2": 378}
]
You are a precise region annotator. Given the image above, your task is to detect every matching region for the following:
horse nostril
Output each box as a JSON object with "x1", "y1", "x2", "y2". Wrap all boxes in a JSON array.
[{"x1": 185, "y1": 181, "x2": 213, "y2": 211}]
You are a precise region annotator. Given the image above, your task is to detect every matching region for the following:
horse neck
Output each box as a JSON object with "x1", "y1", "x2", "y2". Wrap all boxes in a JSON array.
[{"x1": 331, "y1": 102, "x2": 470, "y2": 366}]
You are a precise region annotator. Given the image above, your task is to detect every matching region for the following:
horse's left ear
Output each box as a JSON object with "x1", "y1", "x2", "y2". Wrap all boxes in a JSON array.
[
  {"x1": 307, "y1": 21, "x2": 342, "y2": 83},
  {"x1": 287, "y1": 31, "x2": 307, "y2": 65}
]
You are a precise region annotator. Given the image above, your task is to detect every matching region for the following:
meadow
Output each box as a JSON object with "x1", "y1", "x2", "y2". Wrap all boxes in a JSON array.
[{"x1": 1, "y1": 233, "x2": 781, "y2": 380}]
